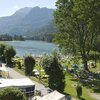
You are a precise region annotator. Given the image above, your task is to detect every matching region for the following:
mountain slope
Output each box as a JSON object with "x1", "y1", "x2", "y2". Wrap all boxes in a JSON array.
[
  {"x1": 0, "y1": 7, "x2": 31, "y2": 34},
  {"x1": 0, "y1": 7, "x2": 55, "y2": 36}
]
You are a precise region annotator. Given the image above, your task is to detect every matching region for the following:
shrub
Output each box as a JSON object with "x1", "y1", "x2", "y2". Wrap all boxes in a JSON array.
[
  {"x1": 24, "y1": 55, "x2": 35, "y2": 75},
  {"x1": 0, "y1": 87, "x2": 26, "y2": 100},
  {"x1": 76, "y1": 85, "x2": 82, "y2": 98},
  {"x1": 4, "y1": 46, "x2": 16, "y2": 65}
]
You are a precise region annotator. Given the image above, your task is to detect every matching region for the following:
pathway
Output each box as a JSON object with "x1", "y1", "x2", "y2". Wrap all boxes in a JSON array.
[
  {"x1": 7, "y1": 67, "x2": 100, "y2": 100},
  {"x1": 6, "y1": 67, "x2": 48, "y2": 95},
  {"x1": 2, "y1": 63, "x2": 76, "y2": 100},
  {"x1": 90, "y1": 93, "x2": 100, "y2": 100}
]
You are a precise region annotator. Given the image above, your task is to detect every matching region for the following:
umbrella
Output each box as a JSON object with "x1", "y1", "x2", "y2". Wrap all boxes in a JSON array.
[
  {"x1": 34, "y1": 72, "x2": 40, "y2": 75},
  {"x1": 80, "y1": 65, "x2": 84, "y2": 68},
  {"x1": 72, "y1": 65, "x2": 78, "y2": 68},
  {"x1": 33, "y1": 69, "x2": 38, "y2": 72}
]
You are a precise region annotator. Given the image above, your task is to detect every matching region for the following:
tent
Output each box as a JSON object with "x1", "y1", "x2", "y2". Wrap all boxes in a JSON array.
[
  {"x1": 43, "y1": 90, "x2": 66, "y2": 100},
  {"x1": 32, "y1": 96, "x2": 42, "y2": 100},
  {"x1": 32, "y1": 90, "x2": 66, "y2": 100}
]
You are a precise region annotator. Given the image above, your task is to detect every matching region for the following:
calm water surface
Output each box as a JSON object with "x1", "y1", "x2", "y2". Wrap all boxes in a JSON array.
[{"x1": 2, "y1": 40, "x2": 58, "y2": 57}]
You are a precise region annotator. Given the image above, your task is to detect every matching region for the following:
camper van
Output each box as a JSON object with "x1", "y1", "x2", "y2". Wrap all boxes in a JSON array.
[{"x1": 0, "y1": 78, "x2": 35, "y2": 97}]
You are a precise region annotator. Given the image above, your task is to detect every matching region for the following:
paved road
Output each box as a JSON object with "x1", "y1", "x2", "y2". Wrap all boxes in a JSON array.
[{"x1": 6, "y1": 67, "x2": 48, "y2": 95}]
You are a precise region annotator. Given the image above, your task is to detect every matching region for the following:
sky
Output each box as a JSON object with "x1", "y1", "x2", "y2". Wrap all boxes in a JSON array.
[{"x1": 0, "y1": 0, "x2": 57, "y2": 17}]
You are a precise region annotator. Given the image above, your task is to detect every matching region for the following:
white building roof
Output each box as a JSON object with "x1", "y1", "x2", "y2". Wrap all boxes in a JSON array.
[
  {"x1": 0, "y1": 67, "x2": 8, "y2": 72},
  {"x1": 32, "y1": 90, "x2": 66, "y2": 100},
  {"x1": 0, "y1": 78, "x2": 35, "y2": 88},
  {"x1": 43, "y1": 90, "x2": 65, "y2": 100}
]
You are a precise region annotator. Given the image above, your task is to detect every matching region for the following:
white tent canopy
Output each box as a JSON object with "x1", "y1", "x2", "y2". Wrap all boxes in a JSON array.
[
  {"x1": 32, "y1": 90, "x2": 66, "y2": 100},
  {"x1": 0, "y1": 78, "x2": 35, "y2": 88},
  {"x1": 43, "y1": 90, "x2": 65, "y2": 100}
]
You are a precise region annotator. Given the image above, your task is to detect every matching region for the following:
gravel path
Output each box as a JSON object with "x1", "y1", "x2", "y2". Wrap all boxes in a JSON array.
[
  {"x1": 6, "y1": 67, "x2": 48, "y2": 95},
  {"x1": 90, "y1": 93, "x2": 100, "y2": 100}
]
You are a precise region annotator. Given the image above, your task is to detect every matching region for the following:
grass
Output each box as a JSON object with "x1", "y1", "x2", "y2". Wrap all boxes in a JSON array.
[
  {"x1": 14, "y1": 66, "x2": 96, "y2": 100},
  {"x1": 13, "y1": 66, "x2": 47, "y2": 85},
  {"x1": 90, "y1": 62, "x2": 100, "y2": 72},
  {"x1": 13, "y1": 67, "x2": 25, "y2": 75},
  {"x1": 64, "y1": 74, "x2": 95, "y2": 100},
  {"x1": 13, "y1": 57, "x2": 100, "y2": 100},
  {"x1": 13, "y1": 67, "x2": 40, "y2": 83}
]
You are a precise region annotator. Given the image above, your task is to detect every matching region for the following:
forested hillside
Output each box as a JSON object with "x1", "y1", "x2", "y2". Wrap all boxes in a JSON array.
[{"x1": 0, "y1": 7, "x2": 57, "y2": 41}]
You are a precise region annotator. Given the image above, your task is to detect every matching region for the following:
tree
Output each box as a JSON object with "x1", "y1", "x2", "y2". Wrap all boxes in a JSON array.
[
  {"x1": 4, "y1": 46, "x2": 16, "y2": 65},
  {"x1": 24, "y1": 55, "x2": 35, "y2": 75},
  {"x1": 41, "y1": 54, "x2": 52, "y2": 74},
  {"x1": 54, "y1": 0, "x2": 100, "y2": 71},
  {"x1": 42, "y1": 52, "x2": 65, "y2": 92},
  {"x1": 0, "y1": 43, "x2": 7, "y2": 62},
  {"x1": 76, "y1": 85, "x2": 82, "y2": 98},
  {"x1": 0, "y1": 87, "x2": 26, "y2": 100}
]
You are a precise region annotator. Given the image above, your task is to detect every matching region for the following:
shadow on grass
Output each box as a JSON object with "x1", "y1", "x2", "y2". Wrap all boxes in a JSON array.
[
  {"x1": 79, "y1": 72, "x2": 100, "y2": 93},
  {"x1": 79, "y1": 97, "x2": 85, "y2": 100}
]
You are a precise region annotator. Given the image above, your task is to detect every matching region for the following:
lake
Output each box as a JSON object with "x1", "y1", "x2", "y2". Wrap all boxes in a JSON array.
[{"x1": 1, "y1": 40, "x2": 58, "y2": 57}]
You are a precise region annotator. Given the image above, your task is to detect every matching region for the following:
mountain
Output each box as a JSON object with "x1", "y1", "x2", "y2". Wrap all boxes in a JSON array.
[
  {"x1": 0, "y1": 7, "x2": 56, "y2": 37},
  {"x1": 0, "y1": 7, "x2": 31, "y2": 34}
]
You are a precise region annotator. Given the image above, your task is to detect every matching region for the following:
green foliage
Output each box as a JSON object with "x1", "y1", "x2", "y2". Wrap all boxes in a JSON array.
[
  {"x1": 93, "y1": 35, "x2": 100, "y2": 53},
  {"x1": 0, "y1": 43, "x2": 7, "y2": 56},
  {"x1": 48, "y1": 56, "x2": 65, "y2": 92},
  {"x1": 29, "y1": 34, "x2": 55, "y2": 42},
  {"x1": 76, "y1": 85, "x2": 82, "y2": 98},
  {"x1": 54, "y1": 0, "x2": 100, "y2": 71},
  {"x1": 0, "y1": 34, "x2": 24, "y2": 41},
  {"x1": 41, "y1": 54, "x2": 52, "y2": 74},
  {"x1": 4, "y1": 46, "x2": 16, "y2": 65},
  {"x1": 26, "y1": 20, "x2": 57, "y2": 42},
  {"x1": 0, "y1": 34, "x2": 12, "y2": 41},
  {"x1": 42, "y1": 53, "x2": 65, "y2": 92},
  {"x1": 0, "y1": 87, "x2": 26, "y2": 100},
  {"x1": 0, "y1": 7, "x2": 55, "y2": 39},
  {"x1": 0, "y1": 43, "x2": 15, "y2": 63},
  {"x1": 13, "y1": 35, "x2": 24, "y2": 41},
  {"x1": 24, "y1": 55, "x2": 35, "y2": 75},
  {"x1": 0, "y1": 43, "x2": 7, "y2": 62}
]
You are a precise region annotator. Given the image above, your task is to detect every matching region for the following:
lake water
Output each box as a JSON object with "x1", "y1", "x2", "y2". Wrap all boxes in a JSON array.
[{"x1": 1, "y1": 40, "x2": 58, "y2": 57}]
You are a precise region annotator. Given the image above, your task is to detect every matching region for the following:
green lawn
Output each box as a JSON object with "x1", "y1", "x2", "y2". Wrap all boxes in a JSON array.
[
  {"x1": 64, "y1": 75, "x2": 95, "y2": 100},
  {"x1": 90, "y1": 62, "x2": 100, "y2": 72},
  {"x1": 13, "y1": 57, "x2": 100, "y2": 100},
  {"x1": 14, "y1": 66, "x2": 96, "y2": 100}
]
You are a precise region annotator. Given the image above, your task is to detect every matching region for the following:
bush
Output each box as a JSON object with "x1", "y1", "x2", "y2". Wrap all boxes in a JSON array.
[
  {"x1": 24, "y1": 55, "x2": 35, "y2": 75},
  {"x1": 42, "y1": 52, "x2": 65, "y2": 92},
  {"x1": 0, "y1": 43, "x2": 7, "y2": 62},
  {"x1": 0, "y1": 87, "x2": 26, "y2": 100},
  {"x1": 76, "y1": 85, "x2": 82, "y2": 98},
  {"x1": 4, "y1": 46, "x2": 16, "y2": 65}
]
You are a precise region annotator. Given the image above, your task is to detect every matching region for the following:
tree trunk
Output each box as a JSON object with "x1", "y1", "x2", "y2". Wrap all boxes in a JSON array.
[
  {"x1": 83, "y1": 59, "x2": 89, "y2": 72},
  {"x1": 82, "y1": 53, "x2": 90, "y2": 72},
  {"x1": 94, "y1": 51, "x2": 97, "y2": 67}
]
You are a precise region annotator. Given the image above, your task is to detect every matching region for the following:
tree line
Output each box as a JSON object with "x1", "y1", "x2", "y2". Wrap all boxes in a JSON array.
[
  {"x1": 25, "y1": 34, "x2": 55, "y2": 42},
  {"x1": 0, "y1": 34, "x2": 24, "y2": 41}
]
